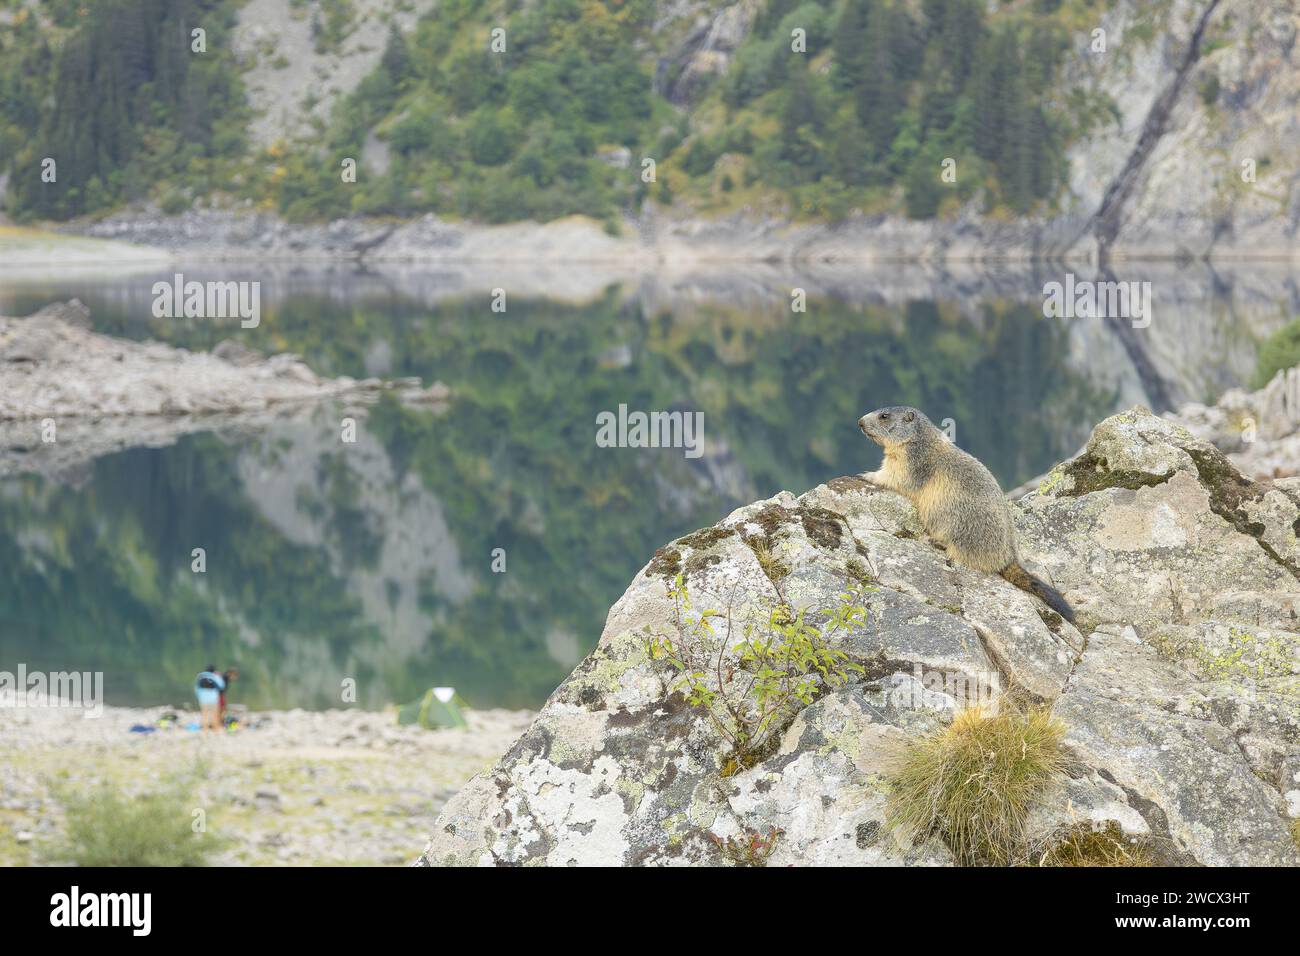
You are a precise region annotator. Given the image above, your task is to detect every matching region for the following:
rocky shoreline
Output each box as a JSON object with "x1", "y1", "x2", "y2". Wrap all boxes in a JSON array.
[
  {"x1": 50, "y1": 205, "x2": 1300, "y2": 268},
  {"x1": 61, "y1": 205, "x2": 1094, "y2": 266},
  {"x1": 0, "y1": 700, "x2": 533, "y2": 867},
  {"x1": 0, "y1": 299, "x2": 449, "y2": 420},
  {"x1": 0, "y1": 300, "x2": 451, "y2": 478}
]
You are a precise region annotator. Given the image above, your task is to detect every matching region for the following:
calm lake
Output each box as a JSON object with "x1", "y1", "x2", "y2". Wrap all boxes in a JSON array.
[{"x1": 0, "y1": 262, "x2": 1287, "y2": 710}]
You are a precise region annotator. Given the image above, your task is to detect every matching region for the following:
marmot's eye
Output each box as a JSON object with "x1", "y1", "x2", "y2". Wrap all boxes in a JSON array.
[{"x1": 879, "y1": 413, "x2": 891, "y2": 422}]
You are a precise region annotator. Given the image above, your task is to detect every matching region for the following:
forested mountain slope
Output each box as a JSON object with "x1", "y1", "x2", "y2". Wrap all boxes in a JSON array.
[{"x1": 0, "y1": 0, "x2": 1296, "y2": 258}]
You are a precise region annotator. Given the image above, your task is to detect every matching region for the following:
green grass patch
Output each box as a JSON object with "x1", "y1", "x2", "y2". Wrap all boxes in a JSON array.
[
  {"x1": 41, "y1": 764, "x2": 229, "y2": 867},
  {"x1": 886, "y1": 703, "x2": 1067, "y2": 865}
]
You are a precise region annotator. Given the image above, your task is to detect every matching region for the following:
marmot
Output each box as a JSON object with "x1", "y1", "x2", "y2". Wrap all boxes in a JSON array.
[{"x1": 857, "y1": 405, "x2": 1075, "y2": 624}]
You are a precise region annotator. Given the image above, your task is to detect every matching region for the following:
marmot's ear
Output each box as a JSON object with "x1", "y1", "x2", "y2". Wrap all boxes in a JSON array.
[{"x1": 904, "y1": 410, "x2": 915, "y2": 422}]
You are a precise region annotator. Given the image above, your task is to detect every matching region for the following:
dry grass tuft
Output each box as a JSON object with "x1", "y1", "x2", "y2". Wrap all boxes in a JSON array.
[
  {"x1": 886, "y1": 703, "x2": 1067, "y2": 865},
  {"x1": 1035, "y1": 822, "x2": 1153, "y2": 867}
]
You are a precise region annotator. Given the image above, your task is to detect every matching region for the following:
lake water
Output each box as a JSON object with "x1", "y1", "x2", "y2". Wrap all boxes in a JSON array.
[{"x1": 0, "y1": 262, "x2": 1287, "y2": 710}]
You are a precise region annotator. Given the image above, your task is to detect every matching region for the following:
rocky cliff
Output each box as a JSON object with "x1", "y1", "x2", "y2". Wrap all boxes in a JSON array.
[
  {"x1": 418, "y1": 408, "x2": 1300, "y2": 867},
  {"x1": 1072, "y1": 0, "x2": 1300, "y2": 262}
]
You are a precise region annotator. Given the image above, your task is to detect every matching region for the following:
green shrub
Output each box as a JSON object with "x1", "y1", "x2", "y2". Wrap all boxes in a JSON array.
[
  {"x1": 43, "y1": 769, "x2": 228, "y2": 867},
  {"x1": 1253, "y1": 319, "x2": 1300, "y2": 388},
  {"x1": 645, "y1": 572, "x2": 870, "y2": 771},
  {"x1": 159, "y1": 188, "x2": 190, "y2": 216}
]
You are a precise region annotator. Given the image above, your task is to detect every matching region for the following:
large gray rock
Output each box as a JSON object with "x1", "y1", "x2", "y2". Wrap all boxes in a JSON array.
[
  {"x1": 0, "y1": 302, "x2": 450, "y2": 479},
  {"x1": 419, "y1": 408, "x2": 1300, "y2": 866},
  {"x1": 1173, "y1": 365, "x2": 1300, "y2": 481}
]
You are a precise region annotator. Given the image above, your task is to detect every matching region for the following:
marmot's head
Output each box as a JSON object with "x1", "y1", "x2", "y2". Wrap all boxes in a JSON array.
[{"x1": 857, "y1": 406, "x2": 936, "y2": 448}]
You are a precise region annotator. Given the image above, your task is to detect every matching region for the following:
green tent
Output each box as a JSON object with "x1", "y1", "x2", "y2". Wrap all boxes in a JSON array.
[{"x1": 396, "y1": 687, "x2": 469, "y2": 730}]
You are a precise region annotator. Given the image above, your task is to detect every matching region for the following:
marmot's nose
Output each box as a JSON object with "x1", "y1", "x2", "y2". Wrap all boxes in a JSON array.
[{"x1": 857, "y1": 415, "x2": 869, "y2": 433}]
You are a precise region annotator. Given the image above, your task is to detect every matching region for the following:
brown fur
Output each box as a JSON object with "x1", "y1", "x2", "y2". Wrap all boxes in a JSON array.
[
  {"x1": 858, "y1": 406, "x2": 1075, "y2": 623},
  {"x1": 999, "y1": 562, "x2": 1075, "y2": 624}
]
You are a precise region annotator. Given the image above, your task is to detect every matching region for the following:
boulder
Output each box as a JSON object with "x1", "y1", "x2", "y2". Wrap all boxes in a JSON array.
[
  {"x1": 1173, "y1": 365, "x2": 1300, "y2": 481},
  {"x1": 419, "y1": 408, "x2": 1300, "y2": 867}
]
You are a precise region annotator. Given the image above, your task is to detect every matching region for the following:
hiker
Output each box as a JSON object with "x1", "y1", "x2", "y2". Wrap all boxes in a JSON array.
[
  {"x1": 219, "y1": 666, "x2": 239, "y2": 726},
  {"x1": 195, "y1": 666, "x2": 226, "y2": 734}
]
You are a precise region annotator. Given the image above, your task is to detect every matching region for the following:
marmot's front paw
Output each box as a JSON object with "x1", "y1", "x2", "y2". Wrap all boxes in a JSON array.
[{"x1": 861, "y1": 470, "x2": 884, "y2": 486}]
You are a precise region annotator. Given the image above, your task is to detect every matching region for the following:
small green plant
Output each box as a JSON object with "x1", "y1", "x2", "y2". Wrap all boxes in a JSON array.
[
  {"x1": 645, "y1": 573, "x2": 869, "y2": 772},
  {"x1": 1253, "y1": 318, "x2": 1300, "y2": 388},
  {"x1": 42, "y1": 767, "x2": 228, "y2": 867},
  {"x1": 844, "y1": 556, "x2": 873, "y2": 585},
  {"x1": 709, "y1": 826, "x2": 783, "y2": 866},
  {"x1": 747, "y1": 536, "x2": 790, "y2": 584},
  {"x1": 1198, "y1": 73, "x2": 1220, "y2": 107},
  {"x1": 885, "y1": 702, "x2": 1067, "y2": 866},
  {"x1": 1290, "y1": 818, "x2": 1300, "y2": 851}
]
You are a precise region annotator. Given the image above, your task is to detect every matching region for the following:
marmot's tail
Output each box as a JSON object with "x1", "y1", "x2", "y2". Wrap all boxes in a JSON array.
[{"x1": 1000, "y1": 562, "x2": 1075, "y2": 624}]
